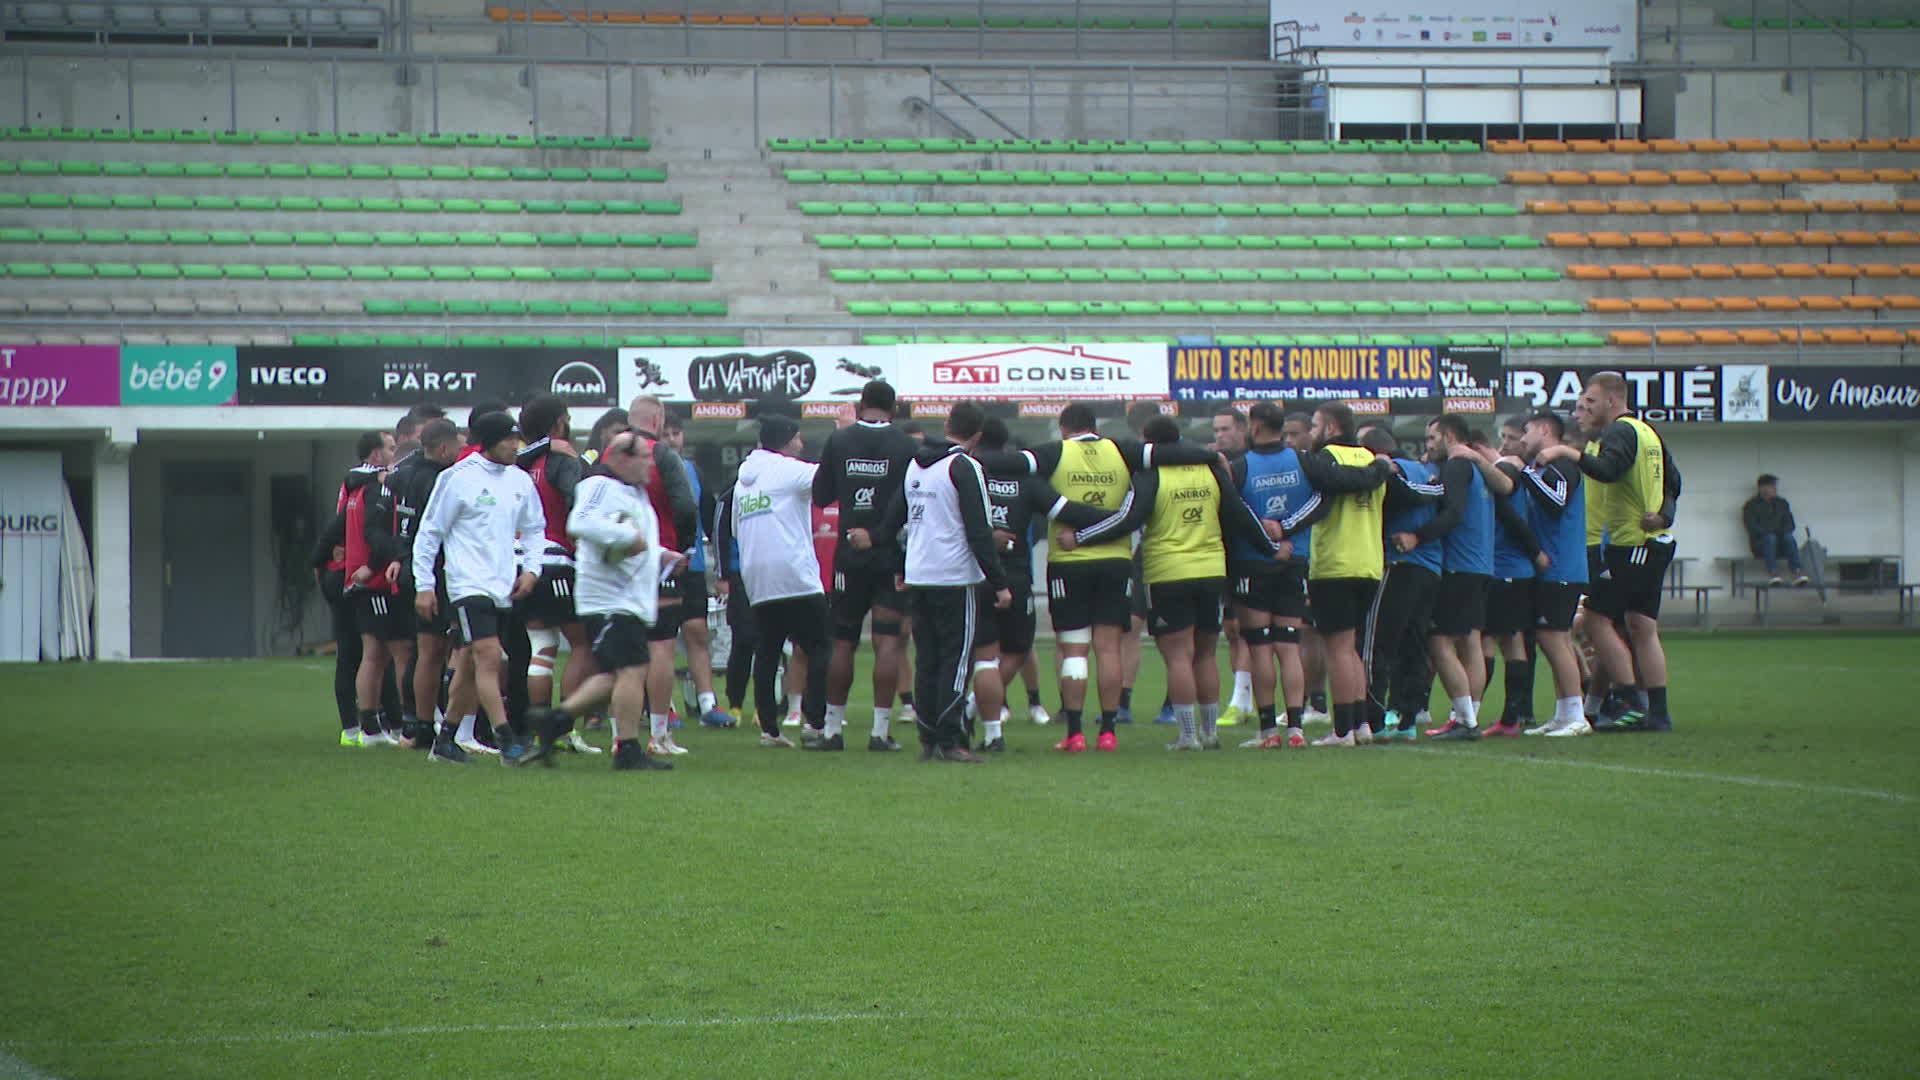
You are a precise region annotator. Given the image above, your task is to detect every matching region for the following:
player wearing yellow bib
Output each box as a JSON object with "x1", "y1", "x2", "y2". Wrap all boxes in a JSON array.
[
  {"x1": 1057, "y1": 416, "x2": 1285, "y2": 751},
  {"x1": 1539, "y1": 372, "x2": 1682, "y2": 733},
  {"x1": 1280, "y1": 403, "x2": 1395, "y2": 747},
  {"x1": 985, "y1": 403, "x2": 1216, "y2": 752}
]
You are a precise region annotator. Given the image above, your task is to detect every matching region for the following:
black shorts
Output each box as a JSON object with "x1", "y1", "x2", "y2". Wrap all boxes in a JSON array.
[
  {"x1": 969, "y1": 584, "x2": 1002, "y2": 650},
  {"x1": 1430, "y1": 571, "x2": 1490, "y2": 638},
  {"x1": 1586, "y1": 545, "x2": 1606, "y2": 587},
  {"x1": 449, "y1": 596, "x2": 506, "y2": 646},
  {"x1": 1484, "y1": 577, "x2": 1535, "y2": 637},
  {"x1": 1532, "y1": 579, "x2": 1583, "y2": 632},
  {"x1": 1589, "y1": 540, "x2": 1675, "y2": 620},
  {"x1": 584, "y1": 613, "x2": 651, "y2": 672},
  {"x1": 1306, "y1": 576, "x2": 1379, "y2": 635},
  {"x1": 679, "y1": 572, "x2": 710, "y2": 624},
  {"x1": 831, "y1": 561, "x2": 906, "y2": 640},
  {"x1": 1146, "y1": 578, "x2": 1224, "y2": 637},
  {"x1": 1129, "y1": 551, "x2": 1149, "y2": 621},
  {"x1": 1230, "y1": 558, "x2": 1309, "y2": 620},
  {"x1": 1045, "y1": 559, "x2": 1135, "y2": 632},
  {"x1": 648, "y1": 575, "x2": 686, "y2": 642},
  {"x1": 995, "y1": 585, "x2": 1038, "y2": 657},
  {"x1": 517, "y1": 565, "x2": 577, "y2": 624},
  {"x1": 352, "y1": 589, "x2": 412, "y2": 642}
]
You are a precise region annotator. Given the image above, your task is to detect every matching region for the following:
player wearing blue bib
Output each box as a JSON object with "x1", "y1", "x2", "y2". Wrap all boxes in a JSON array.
[
  {"x1": 1515, "y1": 411, "x2": 1594, "y2": 737},
  {"x1": 1228, "y1": 403, "x2": 1317, "y2": 747},
  {"x1": 1482, "y1": 417, "x2": 1549, "y2": 737}
]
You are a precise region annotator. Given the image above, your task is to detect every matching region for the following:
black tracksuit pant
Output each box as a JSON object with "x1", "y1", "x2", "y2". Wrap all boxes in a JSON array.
[
  {"x1": 1363, "y1": 562, "x2": 1440, "y2": 732},
  {"x1": 909, "y1": 585, "x2": 984, "y2": 752},
  {"x1": 724, "y1": 571, "x2": 756, "y2": 713},
  {"x1": 750, "y1": 594, "x2": 829, "y2": 737}
]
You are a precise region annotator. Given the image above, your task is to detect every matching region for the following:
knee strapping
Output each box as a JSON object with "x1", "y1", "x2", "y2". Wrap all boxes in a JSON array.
[
  {"x1": 525, "y1": 627, "x2": 560, "y2": 675},
  {"x1": 1241, "y1": 625, "x2": 1275, "y2": 647},
  {"x1": 870, "y1": 619, "x2": 902, "y2": 638},
  {"x1": 1271, "y1": 625, "x2": 1302, "y2": 646},
  {"x1": 1059, "y1": 656, "x2": 1090, "y2": 680},
  {"x1": 1056, "y1": 627, "x2": 1093, "y2": 646},
  {"x1": 972, "y1": 659, "x2": 999, "y2": 673}
]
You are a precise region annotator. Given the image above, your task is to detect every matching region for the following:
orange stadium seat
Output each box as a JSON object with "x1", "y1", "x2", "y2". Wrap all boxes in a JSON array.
[
  {"x1": 1881, "y1": 230, "x2": 1920, "y2": 244},
  {"x1": 1910, "y1": 331, "x2": 1920, "y2": 344},
  {"x1": 1729, "y1": 138, "x2": 1772, "y2": 153},
  {"x1": 1758, "y1": 296, "x2": 1802, "y2": 312},
  {"x1": 1548, "y1": 170, "x2": 1592, "y2": 185},
  {"x1": 1528, "y1": 139, "x2": 1572, "y2": 153},
  {"x1": 1591, "y1": 170, "x2": 1632, "y2": 186},
  {"x1": 1779, "y1": 329, "x2": 1824, "y2": 344},
  {"x1": 1591, "y1": 231, "x2": 1633, "y2": 248},
  {"x1": 1630, "y1": 231, "x2": 1675, "y2": 248},
  {"x1": 1695, "y1": 263, "x2": 1737, "y2": 279},
  {"x1": 1859, "y1": 200, "x2": 1900, "y2": 214},
  {"x1": 1756, "y1": 229, "x2": 1799, "y2": 245},
  {"x1": 1776, "y1": 263, "x2": 1821, "y2": 279},
  {"x1": 1652, "y1": 199, "x2": 1693, "y2": 215},
  {"x1": 1897, "y1": 200, "x2": 1920, "y2": 214},
  {"x1": 1610, "y1": 330, "x2": 1654, "y2": 346},
  {"x1": 1823, "y1": 328, "x2": 1868, "y2": 345},
  {"x1": 1800, "y1": 295, "x2": 1845, "y2": 311},
  {"x1": 1716, "y1": 296, "x2": 1760, "y2": 311},
  {"x1": 1888, "y1": 295, "x2": 1920, "y2": 310},
  {"x1": 1864, "y1": 329, "x2": 1906, "y2": 345},
  {"x1": 833, "y1": 15, "x2": 871, "y2": 25},
  {"x1": 1673, "y1": 232, "x2": 1716, "y2": 248},
  {"x1": 1857, "y1": 140, "x2": 1894, "y2": 153},
  {"x1": 1771, "y1": 138, "x2": 1814, "y2": 152},
  {"x1": 1507, "y1": 170, "x2": 1550, "y2": 185},
  {"x1": 1734, "y1": 263, "x2": 1778, "y2": 279},
  {"x1": 1613, "y1": 199, "x2": 1652, "y2": 214},
  {"x1": 1566, "y1": 265, "x2": 1611, "y2": 280},
  {"x1": 1792, "y1": 168, "x2": 1834, "y2": 183},
  {"x1": 1732, "y1": 199, "x2": 1775, "y2": 214},
  {"x1": 1739, "y1": 329, "x2": 1783, "y2": 345},
  {"x1": 1904, "y1": 263, "x2": 1920, "y2": 276},
  {"x1": 1872, "y1": 168, "x2": 1915, "y2": 183},
  {"x1": 1713, "y1": 231, "x2": 1757, "y2": 246},
  {"x1": 1689, "y1": 139, "x2": 1732, "y2": 153},
  {"x1": 1859, "y1": 263, "x2": 1903, "y2": 278},
  {"x1": 1816, "y1": 199, "x2": 1861, "y2": 213},
  {"x1": 1528, "y1": 200, "x2": 1570, "y2": 214},
  {"x1": 1675, "y1": 297, "x2": 1717, "y2": 313},
  {"x1": 1488, "y1": 140, "x2": 1528, "y2": 153},
  {"x1": 1696, "y1": 330, "x2": 1740, "y2": 345},
  {"x1": 1671, "y1": 170, "x2": 1714, "y2": 185},
  {"x1": 1610, "y1": 139, "x2": 1651, "y2": 153},
  {"x1": 1545, "y1": 232, "x2": 1590, "y2": 247},
  {"x1": 1836, "y1": 230, "x2": 1880, "y2": 246},
  {"x1": 1588, "y1": 298, "x2": 1632, "y2": 314},
  {"x1": 1817, "y1": 139, "x2": 1861, "y2": 153},
  {"x1": 1631, "y1": 298, "x2": 1676, "y2": 313},
  {"x1": 1629, "y1": 169, "x2": 1673, "y2": 185},
  {"x1": 1691, "y1": 200, "x2": 1735, "y2": 214},
  {"x1": 1843, "y1": 296, "x2": 1887, "y2": 311},
  {"x1": 1649, "y1": 139, "x2": 1690, "y2": 154},
  {"x1": 1753, "y1": 168, "x2": 1795, "y2": 184},
  {"x1": 688, "y1": 13, "x2": 724, "y2": 22},
  {"x1": 1652, "y1": 264, "x2": 1693, "y2": 281},
  {"x1": 1898, "y1": 139, "x2": 1920, "y2": 152},
  {"x1": 1776, "y1": 198, "x2": 1817, "y2": 214},
  {"x1": 1818, "y1": 263, "x2": 1859, "y2": 278},
  {"x1": 1611, "y1": 264, "x2": 1655, "y2": 280},
  {"x1": 1656, "y1": 330, "x2": 1699, "y2": 346},
  {"x1": 1567, "y1": 199, "x2": 1613, "y2": 214},
  {"x1": 1709, "y1": 168, "x2": 1754, "y2": 184}
]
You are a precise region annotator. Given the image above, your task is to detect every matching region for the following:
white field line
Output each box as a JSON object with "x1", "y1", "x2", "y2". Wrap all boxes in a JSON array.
[
  {"x1": 3, "y1": 1009, "x2": 918, "y2": 1054},
  {"x1": 1406, "y1": 746, "x2": 1914, "y2": 803}
]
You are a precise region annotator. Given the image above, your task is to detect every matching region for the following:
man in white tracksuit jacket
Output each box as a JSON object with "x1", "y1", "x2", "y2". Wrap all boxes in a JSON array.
[
  {"x1": 412, "y1": 411, "x2": 546, "y2": 765},
  {"x1": 529, "y1": 432, "x2": 679, "y2": 772},
  {"x1": 730, "y1": 415, "x2": 831, "y2": 748}
]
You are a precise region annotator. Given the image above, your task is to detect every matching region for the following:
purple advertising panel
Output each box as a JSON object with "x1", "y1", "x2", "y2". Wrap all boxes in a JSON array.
[{"x1": 0, "y1": 346, "x2": 123, "y2": 408}]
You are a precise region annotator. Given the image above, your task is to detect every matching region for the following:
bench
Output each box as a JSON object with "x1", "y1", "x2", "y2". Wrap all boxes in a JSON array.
[
  {"x1": 1663, "y1": 555, "x2": 1700, "y2": 597},
  {"x1": 1673, "y1": 585, "x2": 1724, "y2": 630},
  {"x1": 1752, "y1": 581, "x2": 1919, "y2": 626},
  {"x1": 1719, "y1": 555, "x2": 1901, "y2": 596}
]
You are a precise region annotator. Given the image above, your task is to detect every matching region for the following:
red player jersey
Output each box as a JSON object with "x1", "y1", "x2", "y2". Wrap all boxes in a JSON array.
[{"x1": 812, "y1": 504, "x2": 840, "y2": 595}]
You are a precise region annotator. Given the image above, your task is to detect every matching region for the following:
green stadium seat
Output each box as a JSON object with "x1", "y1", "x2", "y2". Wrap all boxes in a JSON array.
[{"x1": 432, "y1": 267, "x2": 475, "y2": 281}]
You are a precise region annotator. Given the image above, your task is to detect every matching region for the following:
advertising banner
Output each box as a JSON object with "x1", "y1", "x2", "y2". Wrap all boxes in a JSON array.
[
  {"x1": 1762, "y1": 365, "x2": 1920, "y2": 423},
  {"x1": 1504, "y1": 365, "x2": 1723, "y2": 423},
  {"x1": 618, "y1": 346, "x2": 893, "y2": 405},
  {"x1": 120, "y1": 346, "x2": 237, "y2": 406},
  {"x1": 236, "y1": 348, "x2": 618, "y2": 407},
  {"x1": 1274, "y1": 1, "x2": 1638, "y2": 61},
  {"x1": 893, "y1": 343, "x2": 1168, "y2": 400},
  {"x1": 1168, "y1": 343, "x2": 1500, "y2": 410},
  {"x1": 0, "y1": 345, "x2": 122, "y2": 408}
]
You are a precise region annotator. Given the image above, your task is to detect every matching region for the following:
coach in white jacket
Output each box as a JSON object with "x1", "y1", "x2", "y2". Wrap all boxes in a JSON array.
[
  {"x1": 730, "y1": 415, "x2": 832, "y2": 748},
  {"x1": 412, "y1": 411, "x2": 545, "y2": 765},
  {"x1": 529, "y1": 431, "x2": 677, "y2": 772}
]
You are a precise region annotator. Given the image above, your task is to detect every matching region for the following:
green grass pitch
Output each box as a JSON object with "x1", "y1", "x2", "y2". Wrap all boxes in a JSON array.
[{"x1": 2, "y1": 633, "x2": 1917, "y2": 1077}]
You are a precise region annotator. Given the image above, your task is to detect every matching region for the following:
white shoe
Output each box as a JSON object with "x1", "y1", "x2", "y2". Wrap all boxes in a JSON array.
[
  {"x1": 1544, "y1": 718, "x2": 1592, "y2": 737},
  {"x1": 1312, "y1": 730, "x2": 1355, "y2": 747},
  {"x1": 1301, "y1": 706, "x2": 1331, "y2": 726},
  {"x1": 759, "y1": 732, "x2": 795, "y2": 748},
  {"x1": 1166, "y1": 736, "x2": 1203, "y2": 751},
  {"x1": 1353, "y1": 724, "x2": 1374, "y2": 745},
  {"x1": 563, "y1": 730, "x2": 603, "y2": 755},
  {"x1": 1524, "y1": 719, "x2": 1557, "y2": 735},
  {"x1": 1028, "y1": 704, "x2": 1051, "y2": 726},
  {"x1": 1199, "y1": 734, "x2": 1221, "y2": 750},
  {"x1": 1238, "y1": 731, "x2": 1274, "y2": 748},
  {"x1": 898, "y1": 704, "x2": 917, "y2": 726},
  {"x1": 782, "y1": 711, "x2": 804, "y2": 728},
  {"x1": 650, "y1": 735, "x2": 691, "y2": 756},
  {"x1": 998, "y1": 706, "x2": 1010, "y2": 725},
  {"x1": 456, "y1": 735, "x2": 499, "y2": 756}
]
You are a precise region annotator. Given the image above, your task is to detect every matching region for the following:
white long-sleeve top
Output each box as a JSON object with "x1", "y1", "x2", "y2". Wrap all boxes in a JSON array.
[
  {"x1": 730, "y1": 447, "x2": 821, "y2": 605},
  {"x1": 567, "y1": 473, "x2": 664, "y2": 624},
  {"x1": 411, "y1": 452, "x2": 545, "y2": 608}
]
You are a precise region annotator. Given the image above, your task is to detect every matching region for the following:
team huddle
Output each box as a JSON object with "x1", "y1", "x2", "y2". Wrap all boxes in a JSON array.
[{"x1": 312, "y1": 370, "x2": 1679, "y2": 771}]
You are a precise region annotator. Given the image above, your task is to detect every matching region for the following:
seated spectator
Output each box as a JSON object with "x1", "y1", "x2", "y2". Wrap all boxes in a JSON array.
[{"x1": 1742, "y1": 475, "x2": 1810, "y2": 587}]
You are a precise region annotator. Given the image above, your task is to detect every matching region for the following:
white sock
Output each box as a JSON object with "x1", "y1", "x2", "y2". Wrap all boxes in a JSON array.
[
  {"x1": 650, "y1": 712, "x2": 670, "y2": 740},
  {"x1": 872, "y1": 706, "x2": 892, "y2": 740},
  {"x1": 456, "y1": 713, "x2": 477, "y2": 742},
  {"x1": 1558, "y1": 696, "x2": 1584, "y2": 726},
  {"x1": 787, "y1": 694, "x2": 802, "y2": 716},
  {"x1": 824, "y1": 703, "x2": 845, "y2": 738},
  {"x1": 1198, "y1": 702, "x2": 1219, "y2": 740},
  {"x1": 964, "y1": 692, "x2": 976, "y2": 719},
  {"x1": 697, "y1": 691, "x2": 717, "y2": 713},
  {"x1": 984, "y1": 717, "x2": 1003, "y2": 741},
  {"x1": 1231, "y1": 672, "x2": 1253, "y2": 709},
  {"x1": 1451, "y1": 695, "x2": 1477, "y2": 729},
  {"x1": 1175, "y1": 703, "x2": 1197, "y2": 741}
]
